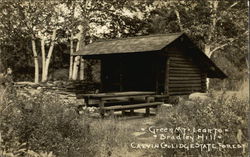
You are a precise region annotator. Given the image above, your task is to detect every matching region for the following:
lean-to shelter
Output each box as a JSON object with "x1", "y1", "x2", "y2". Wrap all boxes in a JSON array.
[{"x1": 74, "y1": 32, "x2": 227, "y2": 96}]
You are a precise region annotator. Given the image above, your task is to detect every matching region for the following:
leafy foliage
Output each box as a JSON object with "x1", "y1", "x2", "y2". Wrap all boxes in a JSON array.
[
  {"x1": 0, "y1": 77, "x2": 132, "y2": 157},
  {"x1": 147, "y1": 1, "x2": 248, "y2": 89},
  {"x1": 156, "y1": 93, "x2": 248, "y2": 156}
]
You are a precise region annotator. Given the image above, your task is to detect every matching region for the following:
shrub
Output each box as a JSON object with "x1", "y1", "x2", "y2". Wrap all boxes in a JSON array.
[
  {"x1": 0, "y1": 83, "x2": 94, "y2": 156},
  {"x1": 156, "y1": 92, "x2": 248, "y2": 157},
  {"x1": 0, "y1": 80, "x2": 134, "y2": 157}
]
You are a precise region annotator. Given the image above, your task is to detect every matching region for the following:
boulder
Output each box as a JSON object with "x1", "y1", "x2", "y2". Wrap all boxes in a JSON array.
[
  {"x1": 184, "y1": 100, "x2": 196, "y2": 106},
  {"x1": 162, "y1": 103, "x2": 172, "y2": 107},
  {"x1": 189, "y1": 92, "x2": 210, "y2": 101}
]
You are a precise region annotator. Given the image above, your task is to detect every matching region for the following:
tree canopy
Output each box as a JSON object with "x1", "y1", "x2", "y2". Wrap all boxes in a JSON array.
[{"x1": 0, "y1": 0, "x2": 248, "y2": 89}]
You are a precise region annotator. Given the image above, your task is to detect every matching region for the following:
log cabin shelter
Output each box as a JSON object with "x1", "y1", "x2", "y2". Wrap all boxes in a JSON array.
[{"x1": 73, "y1": 32, "x2": 227, "y2": 96}]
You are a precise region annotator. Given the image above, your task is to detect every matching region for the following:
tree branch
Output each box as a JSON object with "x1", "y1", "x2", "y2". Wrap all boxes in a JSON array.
[
  {"x1": 227, "y1": 1, "x2": 239, "y2": 10},
  {"x1": 209, "y1": 42, "x2": 230, "y2": 55},
  {"x1": 174, "y1": 9, "x2": 183, "y2": 31},
  {"x1": 210, "y1": 29, "x2": 248, "y2": 55}
]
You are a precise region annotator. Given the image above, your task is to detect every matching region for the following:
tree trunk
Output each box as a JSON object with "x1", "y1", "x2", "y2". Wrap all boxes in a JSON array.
[
  {"x1": 72, "y1": 56, "x2": 80, "y2": 80},
  {"x1": 31, "y1": 38, "x2": 39, "y2": 83},
  {"x1": 69, "y1": 33, "x2": 74, "y2": 79},
  {"x1": 72, "y1": 26, "x2": 84, "y2": 80},
  {"x1": 41, "y1": 38, "x2": 46, "y2": 82},
  {"x1": 204, "y1": 44, "x2": 211, "y2": 90},
  {"x1": 204, "y1": 44, "x2": 212, "y2": 57},
  {"x1": 174, "y1": 9, "x2": 183, "y2": 31},
  {"x1": 42, "y1": 29, "x2": 57, "y2": 82},
  {"x1": 72, "y1": 40, "x2": 81, "y2": 80},
  {"x1": 79, "y1": 57, "x2": 84, "y2": 80}
]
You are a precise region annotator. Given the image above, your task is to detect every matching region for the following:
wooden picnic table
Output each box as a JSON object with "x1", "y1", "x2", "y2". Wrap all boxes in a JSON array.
[
  {"x1": 80, "y1": 91, "x2": 155, "y2": 98},
  {"x1": 80, "y1": 91, "x2": 159, "y2": 117}
]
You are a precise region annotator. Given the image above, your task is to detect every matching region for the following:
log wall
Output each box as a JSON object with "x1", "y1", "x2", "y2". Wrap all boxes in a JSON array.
[{"x1": 165, "y1": 47, "x2": 206, "y2": 96}]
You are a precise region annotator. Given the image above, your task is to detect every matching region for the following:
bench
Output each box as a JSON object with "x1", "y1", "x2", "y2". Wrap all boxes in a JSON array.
[
  {"x1": 78, "y1": 91, "x2": 167, "y2": 118},
  {"x1": 102, "y1": 102, "x2": 163, "y2": 117}
]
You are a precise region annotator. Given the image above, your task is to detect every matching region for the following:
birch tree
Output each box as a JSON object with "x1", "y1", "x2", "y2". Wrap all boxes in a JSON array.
[
  {"x1": 0, "y1": 2, "x2": 41, "y2": 83},
  {"x1": 40, "y1": 29, "x2": 57, "y2": 82},
  {"x1": 0, "y1": 1, "x2": 60, "y2": 83},
  {"x1": 71, "y1": 25, "x2": 85, "y2": 80},
  {"x1": 59, "y1": 1, "x2": 90, "y2": 80},
  {"x1": 21, "y1": 1, "x2": 64, "y2": 82}
]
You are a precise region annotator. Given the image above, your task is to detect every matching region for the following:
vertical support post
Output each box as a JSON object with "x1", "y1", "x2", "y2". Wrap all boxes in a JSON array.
[
  {"x1": 155, "y1": 104, "x2": 160, "y2": 114},
  {"x1": 129, "y1": 98, "x2": 134, "y2": 115},
  {"x1": 145, "y1": 96, "x2": 151, "y2": 116},
  {"x1": 201, "y1": 73, "x2": 207, "y2": 92},
  {"x1": 109, "y1": 110, "x2": 114, "y2": 117},
  {"x1": 153, "y1": 56, "x2": 158, "y2": 93},
  {"x1": 145, "y1": 96, "x2": 151, "y2": 103},
  {"x1": 165, "y1": 57, "x2": 170, "y2": 97},
  {"x1": 119, "y1": 56, "x2": 123, "y2": 92},
  {"x1": 100, "y1": 59, "x2": 104, "y2": 92},
  {"x1": 130, "y1": 109, "x2": 135, "y2": 115},
  {"x1": 84, "y1": 97, "x2": 89, "y2": 107},
  {"x1": 99, "y1": 99, "x2": 105, "y2": 118},
  {"x1": 145, "y1": 107, "x2": 150, "y2": 117},
  {"x1": 122, "y1": 110, "x2": 126, "y2": 116}
]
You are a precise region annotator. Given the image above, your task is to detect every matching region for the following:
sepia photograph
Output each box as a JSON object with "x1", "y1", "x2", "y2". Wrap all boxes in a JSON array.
[{"x1": 0, "y1": 0, "x2": 248, "y2": 157}]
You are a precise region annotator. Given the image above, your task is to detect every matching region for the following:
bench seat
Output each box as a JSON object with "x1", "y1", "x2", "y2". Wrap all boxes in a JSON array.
[{"x1": 103, "y1": 102, "x2": 163, "y2": 111}]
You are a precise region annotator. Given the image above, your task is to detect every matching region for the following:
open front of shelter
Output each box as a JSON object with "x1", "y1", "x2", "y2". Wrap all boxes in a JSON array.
[{"x1": 74, "y1": 32, "x2": 227, "y2": 117}]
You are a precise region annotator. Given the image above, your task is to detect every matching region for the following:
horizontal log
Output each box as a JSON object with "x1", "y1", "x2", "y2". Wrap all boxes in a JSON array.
[
  {"x1": 170, "y1": 57, "x2": 192, "y2": 62},
  {"x1": 167, "y1": 51, "x2": 187, "y2": 55},
  {"x1": 169, "y1": 63, "x2": 198, "y2": 68},
  {"x1": 169, "y1": 84, "x2": 202, "y2": 88},
  {"x1": 172, "y1": 61, "x2": 194, "y2": 65},
  {"x1": 169, "y1": 80, "x2": 205, "y2": 84},
  {"x1": 169, "y1": 76, "x2": 201, "y2": 80},
  {"x1": 169, "y1": 73, "x2": 201, "y2": 77},
  {"x1": 169, "y1": 65, "x2": 199, "y2": 70},
  {"x1": 170, "y1": 70, "x2": 201, "y2": 74},
  {"x1": 168, "y1": 54, "x2": 188, "y2": 58},
  {"x1": 169, "y1": 91, "x2": 193, "y2": 96},
  {"x1": 172, "y1": 88, "x2": 202, "y2": 92},
  {"x1": 169, "y1": 84, "x2": 201, "y2": 88},
  {"x1": 169, "y1": 67, "x2": 200, "y2": 71},
  {"x1": 169, "y1": 87, "x2": 202, "y2": 92},
  {"x1": 171, "y1": 80, "x2": 203, "y2": 84}
]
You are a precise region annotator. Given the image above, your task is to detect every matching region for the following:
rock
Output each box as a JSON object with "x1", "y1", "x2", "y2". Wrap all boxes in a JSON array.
[
  {"x1": 189, "y1": 92, "x2": 210, "y2": 101},
  {"x1": 184, "y1": 100, "x2": 196, "y2": 106},
  {"x1": 144, "y1": 121, "x2": 154, "y2": 126},
  {"x1": 162, "y1": 103, "x2": 172, "y2": 107},
  {"x1": 132, "y1": 132, "x2": 146, "y2": 137},
  {"x1": 29, "y1": 89, "x2": 42, "y2": 95}
]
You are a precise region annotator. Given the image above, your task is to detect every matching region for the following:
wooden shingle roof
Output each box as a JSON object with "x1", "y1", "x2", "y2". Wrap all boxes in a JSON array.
[
  {"x1": 74, "y1": 32, "x2": 183, "y2": 56},
  {"x1": 74, "y1": 32, "x2": 227, "y2": 79}
]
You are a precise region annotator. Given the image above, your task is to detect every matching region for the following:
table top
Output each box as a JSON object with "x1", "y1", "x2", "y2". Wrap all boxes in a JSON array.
[{"x1": 80, "y1": 91, "x2": 156, "y2": 98}]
